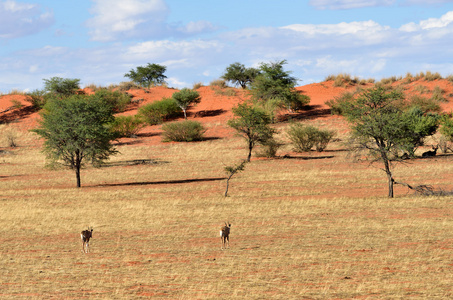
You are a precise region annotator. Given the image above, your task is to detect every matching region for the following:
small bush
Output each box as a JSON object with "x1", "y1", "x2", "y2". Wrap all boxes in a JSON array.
[
  {"x1": 25, "y1": 89, "x2": 48, "y2": 110},
  {"x1": 110, "y1": 115, "x2": 145, "y2": 138},
  {"x1": 408, "y1": 95, "x2": 441, "y2": 113},
  {"x1": 138, "y1": 97, "x2": 182, "y2": 125},
  {"x1": 11, "y1": 99, "x2": 23, "y2": 109},
  {"x1": 2, "y1": 126, "x2": 19, "y2": 147},
  {"x1": 161, "y1": 120, "x2": 205, "y2": 142},
  {"x1": 313, "y1": 130, "x2": 335, "y2": 152},
  {"x1": 84, "y1": 84, "x2": 106, "y2": 92},
  {"x1": 287, "y1": 123, "x2": 335, "y2": 152},
  {"x1": 117, "y1": 81, "x2": 142, "y2": 92},
  {"x1": 425, "y1": 71, "x2": 442, "y2": 81},
  {"x1": 326, "y1": 91, "x2": 357, "y2": 115},
  {"x1": 431, "y1": 86, "x2": 447, "y2": 103},
  {"x1": 94, "y1": 89, "x2": 132, "y2": 113},
  {"x1": 214, "y1": 87, "x2": 237, "y2": 97},
  {"x1": 193, "y1": 82, "x2": 204, "y2": 89},
  {"x1": 414, "y1": 85, "x2": 430, "y2": 94},
  {"x1": 210, "y1": 79, "x2": 228, "y2": 88},
  {"x1": 256, "y1": 138, "x2": 283, "y2": 158}
]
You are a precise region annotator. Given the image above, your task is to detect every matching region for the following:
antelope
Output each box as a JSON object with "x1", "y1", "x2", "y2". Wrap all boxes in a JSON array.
[
  {"x1": 220, "y1": 222, "x2": 231, "y2": 250},
  {"x1": 81, "y1": 227, "x2": 93, "y2": 253},
  {"x1": 422, "y1": 145, "x2": 439, "y2": 158}
]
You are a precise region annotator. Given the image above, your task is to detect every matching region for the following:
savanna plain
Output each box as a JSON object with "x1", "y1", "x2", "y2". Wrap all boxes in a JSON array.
[{"x1": 1, "y1": 81, "x2": 453, "y2": 299}]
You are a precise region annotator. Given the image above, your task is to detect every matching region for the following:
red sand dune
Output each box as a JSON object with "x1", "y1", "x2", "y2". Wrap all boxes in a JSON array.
[{"x1": 2, "y1": 79, "x2": 453, "y2": 143}]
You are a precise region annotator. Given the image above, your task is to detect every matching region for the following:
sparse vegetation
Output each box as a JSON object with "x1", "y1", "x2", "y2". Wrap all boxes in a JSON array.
[
  {"x1": 3, "y1": 71, "x2": 453, "y2": 299},
  {"x1": 116, "y1": 81, "x2": 142, "y2": 92}
]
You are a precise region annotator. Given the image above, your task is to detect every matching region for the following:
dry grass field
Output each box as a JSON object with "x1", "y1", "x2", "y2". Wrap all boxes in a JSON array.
[
  {"x1": 1, "y1": 80, "x2": 453, "y2": 299},
  {"x1": 1, "y1": 125, "x2": 453, "y2": 299}
]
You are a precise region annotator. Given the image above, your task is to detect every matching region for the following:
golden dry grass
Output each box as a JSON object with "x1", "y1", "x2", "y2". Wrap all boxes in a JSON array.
[{"x1": 1, "y1": 123, "x2": 453, "y2": 299}]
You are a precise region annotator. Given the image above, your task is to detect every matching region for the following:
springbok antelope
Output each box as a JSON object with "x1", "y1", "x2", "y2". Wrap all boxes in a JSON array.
[
  {"x1": 422, "y1": 145, "x2": 439, "y2": 158},
  {"x1": 81, "y1": 227, "x2": 93, "y2": 253},
  {"x1": 220, "y1": 222, "x2": 231, "y2": 250}
]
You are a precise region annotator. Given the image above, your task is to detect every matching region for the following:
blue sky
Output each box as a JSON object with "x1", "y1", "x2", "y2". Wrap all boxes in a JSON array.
[{"x1": 1, "y1": 0, "x2": 453, "y2": 92}]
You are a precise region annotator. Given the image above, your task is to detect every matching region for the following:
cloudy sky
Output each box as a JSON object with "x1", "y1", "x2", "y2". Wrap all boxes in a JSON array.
[{"x1": 1, "y1": 0, "x2": 453, "y2": 92}]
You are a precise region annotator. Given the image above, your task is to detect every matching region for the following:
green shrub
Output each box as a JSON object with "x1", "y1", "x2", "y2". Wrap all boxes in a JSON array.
[
  {"x1": 256, "y1": 138, "x2": 283, "y2": 158},
  {"x1": 117, "y1": 81, "x2": 142, "y2": 92},
  {"x1": 287, "y1": 123, "x2": 335, "y2": 152},
  {"x1": 425, "y1": 71, "x2": 442, "y2": 81},
  {"x1": 161, "y1": 120, "x2": 205, "y2": 142},
  {"x1": 214, "y1": 87, "x2": 237, "y2": 97},
  {"x1": 193, "y1": 82, "x2": 204, "y2": 89},
  {"x1": 110, "y1": 115, "x2": 145, "y2": 138},
  {"x1": 408, "y1": 95, "x2": 441, "y2": 113},
  {"x1": 326, "y1": 91, "x2": 357, "y2": 115},
  {"x1": 313, "y1": 129, "x2": 335, "y2": 152},
  {"x1": 431, "y1": 86, "x2": 447, "y2": 103},
  {"x1": 25, "y1": 89, "x2": 49, "y2": 110},
  {"x1": 210, "y1": 79, "x2": 228, "y2": 88},
  {"x1": 94, "y1": 89, "x2": 132, "y2": 113},
  {"x1": 138, "y1": 97, "x2": 182, "y2": 125}
]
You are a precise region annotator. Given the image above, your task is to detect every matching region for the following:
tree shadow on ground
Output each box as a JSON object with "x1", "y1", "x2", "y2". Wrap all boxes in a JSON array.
[
  {"x1": 0, "y1": 106, "x2": 36, "y2": 124},
  {"x1": 100, "y1": 158, "x2": 169, "y2": 168},
  {"x1": 279, "y1": 105, "x2": 332, "y2": 122},
  {"x1": 280, "y1": 154, "x2": 334, "y2": 160},
  {"x1": 94, "y1": 177, "x2": 226, "y2": 188},
  {"x1": 192, "y1": 109, "x2": 226, "y2": 118}
]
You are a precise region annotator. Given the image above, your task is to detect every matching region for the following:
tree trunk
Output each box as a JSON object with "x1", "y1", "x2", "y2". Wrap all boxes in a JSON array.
[
  {"x1": 75, "y1": 166, "x2": 81, "y2": 188},
  {"x1": 75, "y1": 150, "x2": 82, "y2": 188},
  {"x1": 225, "y1": 177, "x2": 230, "y2": 197},
  {"x1": 387, "y1": 173, "x2": 394, "y2": 198},
  {"x1": 183, "y1": 109, "x2": 187, "y2": 120},
  {"x1": 382, "y1": 152, "x2": 394, "y2": 198},
  {"x1": 247, "y1": 140, "x2": 252, "y2": 162}
]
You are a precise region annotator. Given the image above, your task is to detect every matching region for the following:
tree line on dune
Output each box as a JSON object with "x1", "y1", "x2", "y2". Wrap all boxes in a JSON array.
[{"x1": 9, "y1": 61, "x2": 453, "y2": 197}]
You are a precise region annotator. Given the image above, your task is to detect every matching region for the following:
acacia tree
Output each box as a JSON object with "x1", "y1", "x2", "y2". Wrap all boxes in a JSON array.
[
  {"x1": 32, "y1": 94, "x2": 117, "y2": 188},
  {"x1": 224, "y1": 160, "x2": 247, "y2": 197},
  {"x1": 124, "y1": 63, "x2": 167, "y2": 88},
  {"x1": 342, "y1": 86, "x2": 438, "y2": 198},
  {"x1": 172, "y1": 88, "x2": 201, "y2": 119},
  {"x1": 43, "y1": 77, "x2": 81, "y2": 97},
  {"x1": 228, "y1": 103, "x2": 276, "y2": 162},
  {"x1": 250, "y1": 60, "x2": 309, "y2": 112},
  {"x1": 221, "y1": 62, "x2": 260, "y2": 89}
]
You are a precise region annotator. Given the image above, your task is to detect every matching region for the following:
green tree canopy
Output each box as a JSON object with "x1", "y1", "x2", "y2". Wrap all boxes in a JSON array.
[
  {"x1": 43, "y1": 77, "x2": 81, "y2": 97},
  {"x1": 227, "y1": 103, "x2": 276, "y2": 162},
  {"x1": 172, "y1": 88, "x2": 201, "y2": 119},
  {"x1": 124, "y1": 63, "x2": 167, "y2": 88},
  {"x1": 250, "y1": 60, "x2": 309, "y2": 112},
  {"x1": 221, "y1": 62, "x2": 260, "y2": 89},
  {"x1": 342, "y1": 86, "x2": 439, "y2": 197},
  {"x1": 32, "y1": 94, "x2": 117, "y2": 188}
]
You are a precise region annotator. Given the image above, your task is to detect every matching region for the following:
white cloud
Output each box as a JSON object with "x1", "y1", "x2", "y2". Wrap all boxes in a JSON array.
[
  {"x1": 0, "y1": 0, "x2": 54, "y2": 39},
  {"x1": 86, "y1": 0, "x2": 170, "y2": 41},
  {"x1": 283, "y1": 20, "x2": 389, "y2": 36},
  {"x1": 403, "y1": 0, "x2": 453, "y2": 4},
  {"x1": 86, "y1": 0, "x2": 217, "y2": 42},
  {"x1": 309, "y1": 0, "x2": 395, "y2": 10}
]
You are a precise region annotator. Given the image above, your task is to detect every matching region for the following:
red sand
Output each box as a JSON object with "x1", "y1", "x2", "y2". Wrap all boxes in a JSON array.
[{"x1": 2, "y1": 79, "x2": 453, "y2": 144}]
